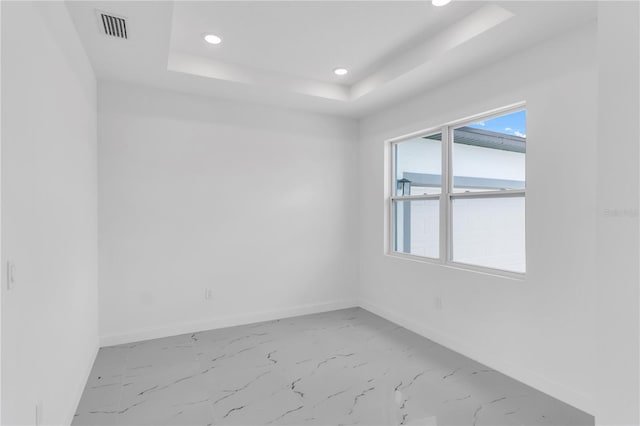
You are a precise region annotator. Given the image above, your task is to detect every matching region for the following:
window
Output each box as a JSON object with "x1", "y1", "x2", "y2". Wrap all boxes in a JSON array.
[{"x1": 390, "y1": 106, "x2": 526, "y2": 275}]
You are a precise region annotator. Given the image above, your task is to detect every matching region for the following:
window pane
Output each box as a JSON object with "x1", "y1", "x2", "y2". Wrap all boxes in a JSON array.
[
  {"x1": 451, "y1": 196, "x2": 525, "y2": 273},
  {"x1": 394, "y1": 199, "x2": 439, "y2": 258},
  {"x1": 452, "y1": 111, "x2": 525, "y2": 193},
  {"x1": 395, "y1": 134, "x2": 441, "y2": 196}
]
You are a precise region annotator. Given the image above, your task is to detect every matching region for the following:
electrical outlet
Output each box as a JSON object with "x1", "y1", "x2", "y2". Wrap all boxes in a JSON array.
[
  {"x1": 434, "y1": 297, "x2": 443, "y2": 311},
  {"x1": 204, "y1": 288, "x2": 212, "y2": 300},
  {"x1": 6, "y1": 261, "x2": 15, "y2": 291}
]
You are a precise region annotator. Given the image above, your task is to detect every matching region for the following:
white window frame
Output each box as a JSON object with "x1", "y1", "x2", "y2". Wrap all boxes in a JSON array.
[{"x1": 388, "y1": 103, "x2": 526, "y2": 279}]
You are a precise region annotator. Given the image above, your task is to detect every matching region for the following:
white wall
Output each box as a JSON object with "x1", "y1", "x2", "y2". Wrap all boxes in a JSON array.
[
  {"x1": 358, "y1": 23, "x2": 598, "y2": 415},
  {"x1": 595, "y1": 2, "x2": 639, "y2": 425},
  {"x1": 1, "y1": 2, "x2": 98, "y2": 425},
  {"x1": 1, "y1": 2, "x2": 4, "y2": 422},
  {"x1": 98, "y1": 82, "x2": 359, "y2": 345}
]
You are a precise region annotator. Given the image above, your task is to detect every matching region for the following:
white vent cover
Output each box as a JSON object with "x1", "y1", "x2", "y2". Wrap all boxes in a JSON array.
[{"x1": 96, "y1": 11, "x2": 127, "y2": 39}]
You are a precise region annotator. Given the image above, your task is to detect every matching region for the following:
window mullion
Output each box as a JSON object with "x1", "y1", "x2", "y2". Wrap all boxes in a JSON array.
[
  {"x1": 450, "y1": 189, "x2": 526, "y2": 199},
  {"x1": 440, "y1": 126, "x2": 451, "y2": 264},
  {"x1": 389, "y1": 143, "x2": 396, "y2": 254},
  {"x1": 447, "y1": 126, "x2": 453, "y2": 263},
  {"x1": 391, "y1": 195, "x2": 441, "y2": 201}
]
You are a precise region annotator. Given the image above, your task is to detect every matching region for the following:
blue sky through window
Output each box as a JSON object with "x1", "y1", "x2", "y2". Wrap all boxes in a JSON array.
[{"x1": 467, "y1": 110, "x2": 526, "y2": 138}]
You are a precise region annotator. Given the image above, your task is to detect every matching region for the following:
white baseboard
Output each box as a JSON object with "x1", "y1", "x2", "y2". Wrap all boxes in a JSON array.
[
  {"x1": 99, "y1": 299, "x2": 359, "y2": 347},
  {"x1": 66, "y1": 338, "x2": 99, "y2": 425},
  {"x1": 358, "y1": 299, "x2": 594, "y2": 416}
]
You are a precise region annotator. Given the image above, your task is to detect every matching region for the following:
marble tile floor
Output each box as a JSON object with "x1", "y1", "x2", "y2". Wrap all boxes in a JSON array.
[{"x1": 73, "y1": 308, "x2": 594, "y2": 426}]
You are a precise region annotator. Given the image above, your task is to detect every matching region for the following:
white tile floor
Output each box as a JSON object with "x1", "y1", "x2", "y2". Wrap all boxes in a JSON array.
[{"x1": 73, "y1": 308, "x2": 593, "y2": 425}]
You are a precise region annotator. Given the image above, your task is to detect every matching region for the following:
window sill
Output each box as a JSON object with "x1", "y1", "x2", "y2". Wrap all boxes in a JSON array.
[{"x1": 385, "y1": 252, "x2": 526, "y2": 281}]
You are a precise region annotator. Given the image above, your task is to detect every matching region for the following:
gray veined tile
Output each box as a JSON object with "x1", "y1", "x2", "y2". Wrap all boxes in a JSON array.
[
  {"x1": 76, "y1": 382, "x2": 122, "y2": 413},
  {"x1": 124, "y1": 335, "x2": 197, "y2": 375},
  {"x1": 115, "y1": 399, "x2": 212, "y2": 426},
  {"x1": 210, "y1": 377, "x2": 305, "y2": 425},
  {"x1": 116, "y1": 361, "x2": 212, "y2": 425},
  {"x1": 72, "y1": 407, "x2": 119, "y2": 426},
  {"x1": 85, "y1": 346, "x2": 129, "y2": 388},
  {"x1": 73, "y1": 308, "x2": 594, "y2": 426},
  {"x1": 73, "y1": 346, "x2": 128, "y2": 426}
]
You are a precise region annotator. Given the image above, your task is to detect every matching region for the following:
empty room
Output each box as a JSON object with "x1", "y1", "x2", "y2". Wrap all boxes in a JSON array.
[{"x1": 1, "y1": 1, "x2": 639, "y2": 425}]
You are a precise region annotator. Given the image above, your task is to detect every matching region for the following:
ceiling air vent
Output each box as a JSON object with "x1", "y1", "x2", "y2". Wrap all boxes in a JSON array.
[{"x1": 97, "y1": 11, "x2": 127, "y2": 39}]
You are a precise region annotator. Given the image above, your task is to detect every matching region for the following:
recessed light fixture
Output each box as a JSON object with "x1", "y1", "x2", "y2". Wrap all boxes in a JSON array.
[
  {"x1": 432, "y1": 0, "x2": 451, "y2": 6},
  {"x1": 334, "y1": 68, "x2": 348, "y2": 76},
  {"x1": 204, "y1": 34, "x2": 222, "y2": 45}
]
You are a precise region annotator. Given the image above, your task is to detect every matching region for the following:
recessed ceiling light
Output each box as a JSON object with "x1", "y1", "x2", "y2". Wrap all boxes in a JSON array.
[
  {"x1": 334, "y1": 68, "x2": 348, "y2": 76},
  {"x1": 432, "y1": 0, "x2": 451, "y2": 6},
  {"x1": 204, "y1": 34, "x2": 222, "y2": 45}
]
